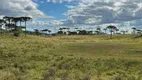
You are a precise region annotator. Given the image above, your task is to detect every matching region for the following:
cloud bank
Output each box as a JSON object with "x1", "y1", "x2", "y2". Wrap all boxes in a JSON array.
[
  {"x1": 29, "y1": 0, "x2": 142, "y2": 31},
  {"x1": 1, "y1": 0, "x2": 142, "y2": 31},
  {"x1": 0, "y1": 0, "x2": 53, "y2": 18},
  {"x1": 64, "y1": 0, "x2": 142, "y2": 26}
]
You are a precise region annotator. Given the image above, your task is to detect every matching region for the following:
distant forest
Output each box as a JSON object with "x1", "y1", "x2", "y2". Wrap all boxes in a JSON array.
[{"x1": 0, "y1": 16, "x2": 141, "y2": 38}]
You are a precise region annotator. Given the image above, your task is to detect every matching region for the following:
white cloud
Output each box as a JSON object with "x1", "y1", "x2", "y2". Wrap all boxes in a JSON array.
[
  {"x1": 63, "y1": 0, "x2": 142, "y2": 28},
  {"x1": 0, "y1": 0, "x2": 53, "y2": 18},
  {"x1": 26, "y1": 19, "x2": 65, "y2": 32},
  {"x1": 24, "y1": 0, "x2": 142, "y2": 31},
  {"x1": 1, "y1": 0, "x2": 142, "y2": 32},
  {"x1": 32, "y1": 20, "x2": 64, "y2": 26}
]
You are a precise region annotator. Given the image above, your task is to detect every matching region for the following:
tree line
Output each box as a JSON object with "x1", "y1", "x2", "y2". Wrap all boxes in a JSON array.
[
  {"x1": 0, "y1": 16, "x2": 32, "y2": 36},
  {"x1": 33, "y1": 25, "x2": 141, "y2": 39},
  {"x1": 0, "y1": 16, "x2": 141, "y2": 38}
]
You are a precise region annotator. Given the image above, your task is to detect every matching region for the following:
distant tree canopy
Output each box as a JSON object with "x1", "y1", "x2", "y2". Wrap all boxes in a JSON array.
[
  {"x1": 1, "y1": 16, "x2": 141, "y2": 37},
  {"x1": 0, "y1": 19, "x2": 5, "y2": 33},
  {"x1": 68, "y1": 31, "x2": 78, "y2": 35},
  {"x1": 41, "y1": 29, "x2": 51, "y2": 35},
  {"x1": 107, "y1": 25, "x2": 117, "y2": 38},
  {"x1": 1, "y1": 16, "x2": 32, "y2": 36},
  {"x1": 34, "y1": 29, "x2": 40, "y2": 35},
  {"x1": 132, "y1": 27, "x2": 137, "y2": 34}
]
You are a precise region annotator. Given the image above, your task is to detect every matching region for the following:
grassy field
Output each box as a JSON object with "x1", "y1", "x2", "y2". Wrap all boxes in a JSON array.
[{"x1": 0, "y1": 34, "x2": 142, "y2": 80}]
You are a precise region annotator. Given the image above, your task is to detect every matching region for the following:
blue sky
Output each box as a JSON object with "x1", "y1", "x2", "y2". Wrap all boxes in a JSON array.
[
  {"x1": 34, "y1": 0, "x2": 78, "y2": 20},
  {"x1": 37, "y1": 1, "x2": 69, "y2": 20},
  {"x1": 1, "y1": 0, "x2": 142, "y2": 32}
]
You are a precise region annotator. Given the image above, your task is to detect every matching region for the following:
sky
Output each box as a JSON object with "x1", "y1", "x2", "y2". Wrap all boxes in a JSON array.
[{"x1": 1, "y1": 0, "x2": 142, "y2": 32}]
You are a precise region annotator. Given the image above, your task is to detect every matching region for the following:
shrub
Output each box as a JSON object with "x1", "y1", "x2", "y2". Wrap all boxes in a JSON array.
[
  {"x1": 14, "y1": 27, "x2": 22, "y2": 37},
  {"x1": 0, "y1": 70, "x2": 17, "y2": 80},
  {"x1": 42, "y1": 68, "x2": 56, "y2": 80}
]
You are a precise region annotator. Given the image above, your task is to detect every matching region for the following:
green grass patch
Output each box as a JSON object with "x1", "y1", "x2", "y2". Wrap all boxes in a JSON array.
[{"x1": 0, "y1": 34, "x2": 142, "y2": 80}]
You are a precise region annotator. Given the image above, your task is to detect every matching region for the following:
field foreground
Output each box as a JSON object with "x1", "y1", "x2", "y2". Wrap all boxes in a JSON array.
[{"x1": 0, "y1": 34, "x2": 142, "y2": 80}]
